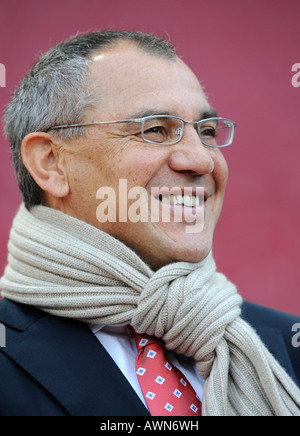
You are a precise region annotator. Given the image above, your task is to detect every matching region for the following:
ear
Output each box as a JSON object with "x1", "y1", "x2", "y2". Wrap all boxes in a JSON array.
[{"x1": 21, "y1": 132, "x2": 69, "y2": 199}]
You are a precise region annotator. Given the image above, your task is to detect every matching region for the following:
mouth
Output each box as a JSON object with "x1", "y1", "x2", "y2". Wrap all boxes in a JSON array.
[
  {"x1": 148, "y1": 187, "x2": 207, "y2": 231},
  {"x1": 153, "y1": 187, "x2": 207, "y2": 208},
  {"x1": 158, "y1": 193, "x2": 203, "y2": 207}
]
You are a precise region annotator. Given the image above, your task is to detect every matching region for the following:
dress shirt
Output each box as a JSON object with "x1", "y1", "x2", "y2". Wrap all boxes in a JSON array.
[{"x1": 89, "y1": 324, "x2": 204, "y2": 410}]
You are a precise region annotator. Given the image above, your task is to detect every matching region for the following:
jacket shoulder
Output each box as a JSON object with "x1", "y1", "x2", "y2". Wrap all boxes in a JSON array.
[
  {"x1": 0, "y1": 299, "x2": 69, "y2": 415},
  {"x1": 241, "y1": 301, "x2": 300, "y2": 388},
  {"x1": 0, "y1": 298, "x2": 43, "y2": 329},
  {"x1": 241, "y1": 300, "x2": 300, "y2": 329},
  {"x1": 0, "y1": 299, "x2": 149, "y2": 416}
]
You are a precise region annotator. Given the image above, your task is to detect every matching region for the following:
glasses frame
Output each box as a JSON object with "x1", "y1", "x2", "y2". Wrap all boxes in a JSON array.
[{"x1": 46, "y1": 115, "x2": 237, "y2": 148}]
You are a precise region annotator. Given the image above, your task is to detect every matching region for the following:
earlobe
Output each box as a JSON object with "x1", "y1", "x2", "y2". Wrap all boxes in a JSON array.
[{"x1": 21, "y1": 132, "x2": 69, "y2": 199}]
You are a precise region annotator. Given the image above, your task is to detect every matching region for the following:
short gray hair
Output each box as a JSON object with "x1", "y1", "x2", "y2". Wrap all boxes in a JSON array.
[{"x1": 4, "y1": 30, "x2": 178, "y2": 209}]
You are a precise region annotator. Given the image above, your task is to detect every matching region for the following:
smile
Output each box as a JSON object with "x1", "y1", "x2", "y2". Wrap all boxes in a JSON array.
[
  {"x1": 150, "y1": 188, "x2": 206, "y2": 233},
  {"x1": 158, "y1": 194, "x2": 202, "y2": 207}
]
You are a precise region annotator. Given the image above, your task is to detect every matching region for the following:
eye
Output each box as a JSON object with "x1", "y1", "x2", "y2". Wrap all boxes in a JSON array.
[
  {"x1": 142, "y1": 120, "x2": 169, "y2": 143},
  {"x1": 200, "y1": 126, "x2": 217, "y2": 138},
  {"x1": 144, "y1": 125, "x2": 166, "y2": 135}
]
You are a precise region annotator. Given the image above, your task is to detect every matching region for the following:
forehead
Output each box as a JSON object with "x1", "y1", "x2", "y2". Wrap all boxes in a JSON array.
[{"x1": 87, "y1": 43, "x2": 210, "y2": 120}]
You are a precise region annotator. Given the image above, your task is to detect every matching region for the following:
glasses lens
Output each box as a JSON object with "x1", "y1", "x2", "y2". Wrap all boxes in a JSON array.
[
  {"x1": 199, "y1": 118, "x2": 234, "y2": 147},
  {"x1": 142, "y1": 116, "x2": 184, "y2": 144}
]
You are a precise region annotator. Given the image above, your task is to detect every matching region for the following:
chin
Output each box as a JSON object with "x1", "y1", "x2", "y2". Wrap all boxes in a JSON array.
[
  {"x1": 177, "y1": 245, "x2": 211, "y2": 264},
  {"x1": 164, "y1": 232, "x2": 213, "y2": 265},
  {"x1": 145, "y1": 220, "x2": 214, "y2": 268}
]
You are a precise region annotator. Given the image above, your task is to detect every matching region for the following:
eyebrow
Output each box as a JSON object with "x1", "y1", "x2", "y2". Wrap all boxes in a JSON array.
[
  {"x1": 128, "y1": 107, "x2": 218, "y2": 120},
  {"x1": 201, "y1": 108, "x2": 218, "y2": 119}
]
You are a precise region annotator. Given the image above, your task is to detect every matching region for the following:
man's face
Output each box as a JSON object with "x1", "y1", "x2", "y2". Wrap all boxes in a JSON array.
[{"x1": 61, "y1": 43, "x2": 228, "y2": 269}]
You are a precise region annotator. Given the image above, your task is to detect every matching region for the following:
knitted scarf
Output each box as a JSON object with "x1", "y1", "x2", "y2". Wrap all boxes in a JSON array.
[{"x1": 1, "y1": 203, "x2": 300, "y2": 416}]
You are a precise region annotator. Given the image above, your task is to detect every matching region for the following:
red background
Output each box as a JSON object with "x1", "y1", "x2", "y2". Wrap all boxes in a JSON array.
[{"x1": 0, "y1": 0, "x2": 299, "y2": 315}]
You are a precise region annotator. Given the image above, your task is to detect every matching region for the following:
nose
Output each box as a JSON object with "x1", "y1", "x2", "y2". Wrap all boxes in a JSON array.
[{"x1": 168, "y1": 125, "x2": 215, "y2": 175}]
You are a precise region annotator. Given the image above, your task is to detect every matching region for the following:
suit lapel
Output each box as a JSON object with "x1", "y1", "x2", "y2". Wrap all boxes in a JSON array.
[{"x1": 0, "y1": 300, "x2": 149, "y2": 416}]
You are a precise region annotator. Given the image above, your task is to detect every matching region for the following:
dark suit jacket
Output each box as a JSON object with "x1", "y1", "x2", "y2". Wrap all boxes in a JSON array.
[{"x1": 0, "y1": 298, "x2": 299, "y2": 416}]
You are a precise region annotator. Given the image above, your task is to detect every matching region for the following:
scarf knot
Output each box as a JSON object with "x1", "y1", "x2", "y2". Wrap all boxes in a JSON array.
[{"x1": 132, "y1": 257, "x2": 242, "y2": 379}]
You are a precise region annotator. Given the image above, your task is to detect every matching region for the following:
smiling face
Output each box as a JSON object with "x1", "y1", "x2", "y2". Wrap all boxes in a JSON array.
[{"x1": 57, "y1": 42, "x2": 229, "y2": 269}]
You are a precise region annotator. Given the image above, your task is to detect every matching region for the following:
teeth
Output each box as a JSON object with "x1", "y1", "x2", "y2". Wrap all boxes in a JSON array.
[
  {"x1": 192, "y1": 196, "x2": 200, "y2": 207},
  {"x1": 176, "y1": 194, "x2": 182, "y2": 204},
  {"x1": 183, "y1": 194, "x2": 192, "y2": 207},
  {"x1": 160, "y1": 194, "x2": 200, "y2": 207},
  {"x1": 169, "y1": 195, "x2": 177, "y2": 205},
  {"x1": 161, "y1": 196, "x2": 170, "y2": 204}
]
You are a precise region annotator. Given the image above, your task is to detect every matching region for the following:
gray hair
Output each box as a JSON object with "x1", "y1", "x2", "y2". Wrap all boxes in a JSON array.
[{"x1": 4, "y1": 30, "x2": 178, "y2": 209}]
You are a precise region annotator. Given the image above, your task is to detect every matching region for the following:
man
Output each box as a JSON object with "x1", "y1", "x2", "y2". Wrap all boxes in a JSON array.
[{"x1": 0, "y1": 30, "x2": 299, "y2": 416}]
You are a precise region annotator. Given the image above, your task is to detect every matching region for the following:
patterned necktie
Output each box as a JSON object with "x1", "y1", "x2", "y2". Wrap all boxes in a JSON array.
[{"x1": 128, "y1": 326, "x2": 202, "y2": 416}]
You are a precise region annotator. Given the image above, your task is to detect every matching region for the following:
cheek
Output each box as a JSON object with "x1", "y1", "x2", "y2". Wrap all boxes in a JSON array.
[
  {"x1": 108, "y1": 147, "x2": 169, "y2": 189},
  {"x1": 212, "y1": 151, "x2": 228, "y2": 191},
  {"x1": 68, "y1": 156, "x2": 95, "y2": 185},
  {"x1": 69, "y1": 133, "x2": 171, "y2": 194}
]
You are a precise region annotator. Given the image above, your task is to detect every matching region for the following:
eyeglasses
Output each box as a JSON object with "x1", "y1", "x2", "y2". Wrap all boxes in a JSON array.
[{"x1": 47, "y1": 115, "x2": 236, "y2": 148}]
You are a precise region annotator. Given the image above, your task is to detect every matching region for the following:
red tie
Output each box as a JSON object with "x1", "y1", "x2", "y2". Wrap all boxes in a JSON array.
[{"x1": 128, "y1": 326, "x2": 202, "y2": 416}]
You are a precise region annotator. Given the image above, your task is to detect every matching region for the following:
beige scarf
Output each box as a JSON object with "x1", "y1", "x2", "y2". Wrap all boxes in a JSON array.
[{"x1": 1, "y1": 203, "x2": 300, "y2": 416}]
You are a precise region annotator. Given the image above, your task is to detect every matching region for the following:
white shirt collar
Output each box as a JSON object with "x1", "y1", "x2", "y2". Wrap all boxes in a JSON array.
[{"x1": 88, "y1": 322, "x2": 130, "y2": 335}]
